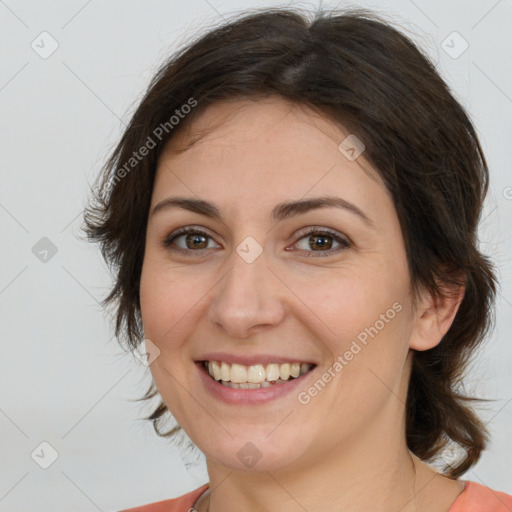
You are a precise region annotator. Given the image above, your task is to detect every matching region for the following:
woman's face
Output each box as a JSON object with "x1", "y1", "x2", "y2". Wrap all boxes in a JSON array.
[{"x1": 140, "y1": 97, "x2": 423, "y2": 472}]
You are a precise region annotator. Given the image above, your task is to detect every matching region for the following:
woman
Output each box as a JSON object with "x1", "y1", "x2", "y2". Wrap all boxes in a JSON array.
[{"x1": 83, "y1": 6, "x2": 512, "y2": 512}]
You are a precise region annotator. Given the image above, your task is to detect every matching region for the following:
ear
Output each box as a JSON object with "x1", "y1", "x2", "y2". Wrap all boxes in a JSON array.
[{"x1": 409, "y1": 281, "x2": 465, "y2": 351}]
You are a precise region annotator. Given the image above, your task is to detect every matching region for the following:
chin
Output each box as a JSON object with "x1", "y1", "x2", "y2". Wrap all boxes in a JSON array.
[{"x1": 199, "y1": 432, "x2": 310, "y2": 473}]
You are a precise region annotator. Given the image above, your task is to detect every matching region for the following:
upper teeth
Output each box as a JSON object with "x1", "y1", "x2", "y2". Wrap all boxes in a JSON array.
[{"x1": 206, "y1": 361, "x2": 313, "y2": 383}]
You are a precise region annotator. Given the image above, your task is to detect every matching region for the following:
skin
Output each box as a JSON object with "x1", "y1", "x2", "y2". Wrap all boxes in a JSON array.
[{"x1": 139, "y1": 96, "x2": 466, "y2": 512}]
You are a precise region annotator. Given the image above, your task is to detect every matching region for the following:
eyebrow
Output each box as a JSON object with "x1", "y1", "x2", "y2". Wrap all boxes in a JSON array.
[{"x1": 150, "y1": 195, "x2": 374, "y2": 227}]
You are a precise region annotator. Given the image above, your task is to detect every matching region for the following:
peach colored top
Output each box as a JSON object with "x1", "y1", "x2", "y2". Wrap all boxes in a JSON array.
[{"x1": 117, "y1": 480, "x2": 512, "y2": 512}]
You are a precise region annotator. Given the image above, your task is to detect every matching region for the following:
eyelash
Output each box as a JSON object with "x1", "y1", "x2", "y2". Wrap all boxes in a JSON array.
[{"x1": 162, "y1": 226, "x2": 351, "y2": 257}]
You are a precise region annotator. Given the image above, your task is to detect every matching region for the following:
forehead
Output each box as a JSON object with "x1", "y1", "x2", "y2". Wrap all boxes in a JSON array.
[
  {"x1": 152, "y1": 97, "x2": 389, "y2": 217},
  {"x1": 162, "y1": 97, "x2": 361, "y2": 163}
]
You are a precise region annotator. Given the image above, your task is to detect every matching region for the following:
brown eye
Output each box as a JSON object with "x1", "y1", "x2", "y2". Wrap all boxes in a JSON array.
[
  {"x1": 308, "y1": 233, "x2": 333, "y2": 250},
  {"x1": 292, "y1": 228, "x2": 351, "y2": 257},
  {"x1": 163, "y1": 227, "x2": 220, "y2": 252},
  {"x1": 184, "y1": 233, "x2": 208, "y2": 249}
]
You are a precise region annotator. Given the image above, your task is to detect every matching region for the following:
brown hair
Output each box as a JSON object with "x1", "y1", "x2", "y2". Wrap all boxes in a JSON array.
[{"x1": 82, "y1": 6, "x2": 497, "y2": 478}]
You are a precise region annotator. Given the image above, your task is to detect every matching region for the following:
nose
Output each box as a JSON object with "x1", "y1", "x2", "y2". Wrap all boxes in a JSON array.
[{"x1": 207, "y1": 247, "x2": 286, "y2": 339}]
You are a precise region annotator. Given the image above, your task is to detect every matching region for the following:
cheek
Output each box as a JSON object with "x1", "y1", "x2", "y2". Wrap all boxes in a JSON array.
[
  {"x1": 139, "y1": 259, "x2": 200, "y2": 418},
  {"x1": 292, "y1": 263, "x2": 409, "y2": 344},
  {"x1": 139, "y1": 256, "x2": 197, "y2": 348},
  {"x1": 292, "y1": 272, "x2": 412, "y2": 425},
  {"x1": 289, "y1": 262, "x2": 413, "y2": 407}
]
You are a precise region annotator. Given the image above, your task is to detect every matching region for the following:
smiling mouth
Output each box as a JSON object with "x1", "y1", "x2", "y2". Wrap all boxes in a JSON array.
[{"x1": 199, "y1": 360, "x2": 317, "y2": 389}]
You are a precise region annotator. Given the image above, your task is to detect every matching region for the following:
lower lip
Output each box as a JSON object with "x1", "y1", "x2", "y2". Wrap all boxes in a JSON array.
[{"x1": 196, "y1": 362, "x2": 316, "y2": 405}]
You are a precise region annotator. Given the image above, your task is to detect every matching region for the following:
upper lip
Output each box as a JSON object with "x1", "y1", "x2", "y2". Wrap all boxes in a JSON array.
[{"x1": 195, "y1": 353, "x2": 318, "y2": 367}]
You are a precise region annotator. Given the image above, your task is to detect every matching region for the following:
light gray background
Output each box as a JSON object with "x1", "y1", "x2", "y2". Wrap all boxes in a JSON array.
[{"x1": 1, "y1": 0, "x2": 511, "y2": 510}]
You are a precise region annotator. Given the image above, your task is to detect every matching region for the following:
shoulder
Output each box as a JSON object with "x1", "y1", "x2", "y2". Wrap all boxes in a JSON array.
[
  {"x1": 450, "y1": 480, "x2": 512, "y2": 512},
  {"x1": 116, "y1": 483, "x2": 209, "y2": 512}
]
